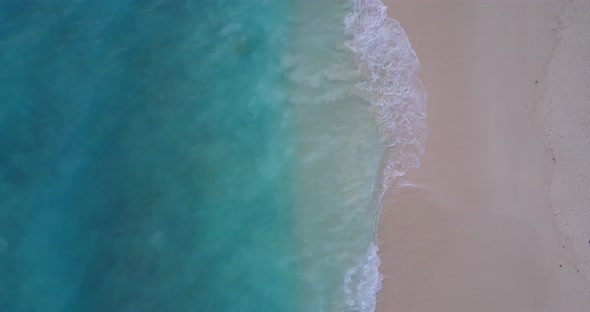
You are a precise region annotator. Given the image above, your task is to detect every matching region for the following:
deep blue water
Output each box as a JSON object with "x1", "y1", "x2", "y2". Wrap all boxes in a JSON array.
[{"x1": 0, "y1": 1, "x2": 299, "y2": 311}]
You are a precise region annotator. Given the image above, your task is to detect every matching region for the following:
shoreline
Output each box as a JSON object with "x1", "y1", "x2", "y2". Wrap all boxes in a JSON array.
[{"x1": 377, "y1": 0, "x2": 590, "y2": 311}]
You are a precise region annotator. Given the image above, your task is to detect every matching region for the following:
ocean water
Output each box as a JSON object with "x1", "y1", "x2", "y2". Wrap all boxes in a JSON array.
[{"x1": 0, "y1": 0, "x2": 425, "y2": 311}]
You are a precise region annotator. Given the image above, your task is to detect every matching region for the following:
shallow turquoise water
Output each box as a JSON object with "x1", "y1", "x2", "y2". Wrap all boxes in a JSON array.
[{"x1": 0, "y1": 0, "x2": 402, "y2": 311}]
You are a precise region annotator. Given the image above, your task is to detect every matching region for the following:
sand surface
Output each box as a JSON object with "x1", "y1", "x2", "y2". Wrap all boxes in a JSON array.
[{"x1": 377, "y1": 0, "x2": 590, "y2": 311}]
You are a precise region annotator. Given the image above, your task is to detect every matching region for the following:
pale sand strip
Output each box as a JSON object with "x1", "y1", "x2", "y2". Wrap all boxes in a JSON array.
[
  {"x1": 377, "y1": 0, "x2": 590, "y2": 311},
  {"x1": 542, "y1": 0, "x2": 590, "y2": 302}
]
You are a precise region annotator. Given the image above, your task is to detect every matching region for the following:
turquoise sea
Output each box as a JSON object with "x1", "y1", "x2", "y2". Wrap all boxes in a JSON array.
[{"x1": 0, "y1": 0, "x2": 426, "y2": 311}]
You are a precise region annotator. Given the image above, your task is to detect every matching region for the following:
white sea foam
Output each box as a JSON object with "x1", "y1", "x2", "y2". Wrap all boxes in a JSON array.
[
  {"x1": 342, "y1": 0, "x2": 428, "y2": 311},
  {"x1": 345, "y1": 0, "x2": 428, "y2": 194},
  {"x1": 343, "y1": 242, "x2": 382, "y2": 312}
]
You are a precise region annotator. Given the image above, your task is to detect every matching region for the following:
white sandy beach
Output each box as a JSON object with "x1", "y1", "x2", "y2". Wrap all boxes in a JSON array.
[{"x1": 377, "y1": 0, "x2": 590, "y2": 311}]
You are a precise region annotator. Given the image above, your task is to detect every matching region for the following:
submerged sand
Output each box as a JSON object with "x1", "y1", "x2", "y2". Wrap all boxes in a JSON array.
[{"x1": 377, "y1": 0, "x2": 590, "y2": 311}]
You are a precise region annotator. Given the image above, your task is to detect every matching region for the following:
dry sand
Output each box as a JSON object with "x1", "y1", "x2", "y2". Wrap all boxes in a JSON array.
[{"x1": 377, "y1": 0, "x2": 590, "y2": 311}]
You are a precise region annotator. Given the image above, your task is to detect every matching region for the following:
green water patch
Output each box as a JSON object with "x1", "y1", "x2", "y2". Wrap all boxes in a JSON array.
[{"x1": 286, "y1": 0, "x2": 385, "y2": 311}]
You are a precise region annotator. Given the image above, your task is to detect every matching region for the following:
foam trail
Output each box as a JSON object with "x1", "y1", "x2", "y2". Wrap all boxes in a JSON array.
[
  {"x1": 343, "y1": 242, "x2": 382, "y2": 312},
  {"x1": 345, "y1": 0, "x2": 428, "y2": 195},
  {"x1": 343, "y1": 0, "x2": 428, "y2": 310}
]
